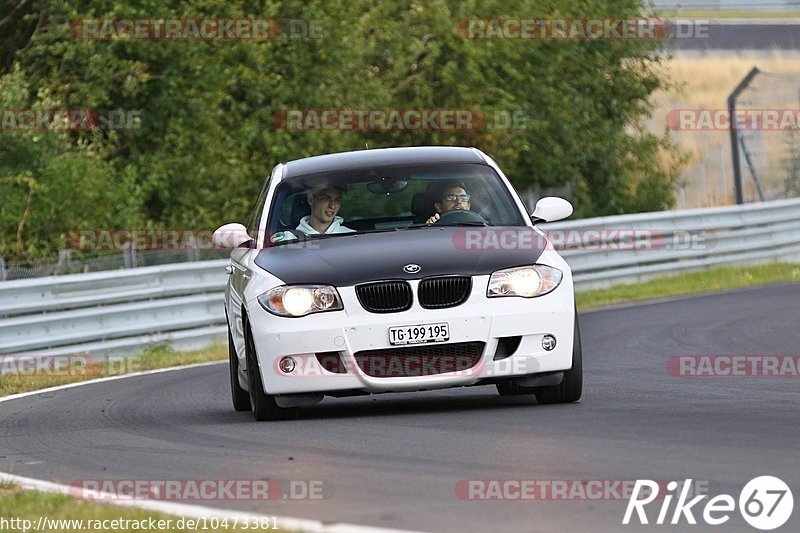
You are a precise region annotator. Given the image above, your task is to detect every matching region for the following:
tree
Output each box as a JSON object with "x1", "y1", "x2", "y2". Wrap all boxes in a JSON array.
[{"x1": 0, "y1": 0, "x2": 684, "y2": 259}]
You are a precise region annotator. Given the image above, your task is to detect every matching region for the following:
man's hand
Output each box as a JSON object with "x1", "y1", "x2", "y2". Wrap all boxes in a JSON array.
[{"x1": 425, "y1": 213, "x2": 440, "y2": 225}]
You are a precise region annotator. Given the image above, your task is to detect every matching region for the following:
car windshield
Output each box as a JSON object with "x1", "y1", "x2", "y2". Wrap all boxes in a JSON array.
[{"x1": 265, "y1": 163, "x2": 526, "y2": 245}]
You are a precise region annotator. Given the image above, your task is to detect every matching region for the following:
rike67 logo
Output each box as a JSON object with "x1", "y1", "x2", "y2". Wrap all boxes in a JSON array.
[{"x1": 623, "y1": 476, "x2": 793, "y2": 530}]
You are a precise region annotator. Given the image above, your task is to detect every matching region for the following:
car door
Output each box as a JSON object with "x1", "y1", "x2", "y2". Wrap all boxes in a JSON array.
[{"x1": 227, "y1": 169, "x2": 275, "y2": 366}]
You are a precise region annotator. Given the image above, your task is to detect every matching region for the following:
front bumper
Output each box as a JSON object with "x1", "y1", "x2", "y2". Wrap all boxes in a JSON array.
[{"x1": 246, "y1": 274, "x2": 575, "y2": 395}]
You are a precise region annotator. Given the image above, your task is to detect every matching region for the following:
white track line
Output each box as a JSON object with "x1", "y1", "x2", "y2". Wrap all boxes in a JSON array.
[
  {"x1": 0, "y1": 361, "x2": 225, "y2": 405},
  {"x1": 0, "y1": 362, "x2": 424, "y2": 533}
]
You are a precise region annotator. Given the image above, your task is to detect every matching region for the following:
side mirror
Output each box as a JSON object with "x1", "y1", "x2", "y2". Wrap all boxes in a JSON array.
[
  {"x1": 212, "y1": 223, "x2": 254, "y2": 249},
  {"x1": 531, "y1": 197, "x2": 573, "y2": 224}
]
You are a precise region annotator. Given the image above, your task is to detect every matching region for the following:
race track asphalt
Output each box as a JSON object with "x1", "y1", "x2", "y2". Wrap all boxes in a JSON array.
[
  {"x1": 1, "y1": 283, "x2": 799, "y2": 532},
  {"x1": 668, "y1": 20, "x2": 800, "y2": 51}
]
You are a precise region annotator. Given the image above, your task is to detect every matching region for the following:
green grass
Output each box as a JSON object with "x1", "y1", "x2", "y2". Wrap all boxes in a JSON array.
[
  {"x1": 0, "y1": 344, "x2": 226, "y2": 397},
  {"x1": 576, "y1": 263, "x2": 800, "y2": 311},
  {"x1": 0, "y1": 485, "x2": 280, "y2": 532}
]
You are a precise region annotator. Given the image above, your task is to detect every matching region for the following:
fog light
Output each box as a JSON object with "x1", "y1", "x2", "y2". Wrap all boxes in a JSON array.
[
  {"x1": 542, "y1": 335, "x2": 556, "y2": 351},
  {"x1": 279, "y1": 356, "x2": 296, "y2": 373}
]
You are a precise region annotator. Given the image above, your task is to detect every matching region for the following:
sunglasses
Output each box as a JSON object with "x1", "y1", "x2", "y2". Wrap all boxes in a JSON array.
[{"x1": 443, "y1": 194, "x2": 470, "y2": 202}]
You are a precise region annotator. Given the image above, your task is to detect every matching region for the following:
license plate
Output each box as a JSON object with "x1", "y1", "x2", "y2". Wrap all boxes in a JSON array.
[{"x1": 388, "y1": 322, "x2": 449, "y2": 346}]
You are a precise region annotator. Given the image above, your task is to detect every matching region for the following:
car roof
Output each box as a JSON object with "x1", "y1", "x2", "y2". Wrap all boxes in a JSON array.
[{"x1": 282, "y1": 146, "x2": 487, "y2": 179}]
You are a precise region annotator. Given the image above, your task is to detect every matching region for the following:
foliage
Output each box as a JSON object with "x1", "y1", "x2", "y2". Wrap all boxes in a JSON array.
[{"x1": 0, "y1": 0, "x2": 683, "y2": 259}]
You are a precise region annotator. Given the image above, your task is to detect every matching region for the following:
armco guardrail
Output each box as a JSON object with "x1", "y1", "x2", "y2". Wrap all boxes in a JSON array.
[
  {"x1": 544, "y1": 197, "x2": 800, "y2": 290},
  {"x1": 1, "y1": 198, "x2": 799, "y2": 358},
  {"x1": 0, "y1": 261, "x2": 229, "y2": 358}
]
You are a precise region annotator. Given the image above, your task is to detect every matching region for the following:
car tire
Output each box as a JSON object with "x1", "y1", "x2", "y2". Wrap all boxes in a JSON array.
[
  {"x1": 534, "y1": 309, "x2": 583, "y2": 404},
  {"x1": 228, "y1": 323, "x2": 251, "y2": 412},
  {"x1": 495, "y1": 308, "x2": 583, "y2": 402},
  {"x1": 243, "y1": 315, "x2": 299, "y2": 421}
]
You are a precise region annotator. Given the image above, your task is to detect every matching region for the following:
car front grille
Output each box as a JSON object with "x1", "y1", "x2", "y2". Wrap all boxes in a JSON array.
[
  {"x1": 418, "y1": 276, "x2": 472, "y2": 309},
  {"x1": 354, "y1": 341, "x2": 485, "y2": 377},
  {"x1": 355, "y1": 281, "x2": 413, "y2": 313}
]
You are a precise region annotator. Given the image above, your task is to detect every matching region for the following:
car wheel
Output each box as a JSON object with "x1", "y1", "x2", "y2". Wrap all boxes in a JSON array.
[
  {"x1": 228, "y1": 323, "x2": 251, "y2": 412},
  {"x1": 534, "y1": 310, "x2": 583, "y2": 404},
  {"x1": 243, "y1": 315, "x2": 299, "y2": 421}
]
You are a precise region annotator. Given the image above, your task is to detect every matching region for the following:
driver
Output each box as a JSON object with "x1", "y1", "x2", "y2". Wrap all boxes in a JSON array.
[
  {"x1": 297, "y1": 183, "x2": 355, "y2": 235},
  {"x1": 426, "y1": 181, "x2": 471, "y2": 225}
]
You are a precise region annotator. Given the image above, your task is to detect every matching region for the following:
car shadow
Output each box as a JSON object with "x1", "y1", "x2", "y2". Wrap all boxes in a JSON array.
[{"x1": 294, "y1": 389, "x2": 574, "y2": 421}]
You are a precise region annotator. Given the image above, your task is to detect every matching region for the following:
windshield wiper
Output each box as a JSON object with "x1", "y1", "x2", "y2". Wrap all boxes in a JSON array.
[
  {"x1": 406, "y1": 221, "x2": 489, "y2": 228},
  {"x1": 357, "y1": 228, "x2": 402, "y2": 234},
  {"x1": 404, "y1": 223, "x2": 438, "y2": 229}
]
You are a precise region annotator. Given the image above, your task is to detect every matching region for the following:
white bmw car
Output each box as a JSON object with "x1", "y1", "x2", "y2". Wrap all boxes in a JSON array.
[{"x1": 213, "y1": 146, "x2": 581, "y2": 420}]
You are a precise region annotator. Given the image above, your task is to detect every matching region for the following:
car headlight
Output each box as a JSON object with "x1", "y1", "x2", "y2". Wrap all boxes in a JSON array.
[
  {"x1": 487, "y1": 265, "x2": 563, "y2": 298},
  {"x1": 258, "y1": 285, "x2": 343, "y2": 317}
]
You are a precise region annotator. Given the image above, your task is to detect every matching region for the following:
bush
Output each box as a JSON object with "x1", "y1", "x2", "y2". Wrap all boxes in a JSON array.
[{"x1": 0, "y1": 0, "x2": 683, "y2": 259}]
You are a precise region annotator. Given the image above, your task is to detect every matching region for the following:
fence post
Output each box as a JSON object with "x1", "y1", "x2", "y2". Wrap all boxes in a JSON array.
[
  {"x1": 728, "y1": 66, "x2": 760, "y2": 205},
  {"x1": 57, "y1": 249, "x2": 72, "y2": 275},
  {"x1": 186, "y1": 234, "x2": 200, "y2": 262},
  {"x1": 0, "y1": 258, "x2": 5, "y2": 281},
  {"x1": 123, "y1": 241, "x2": 137, "y2": 268},
  {"x1": 739, "y1": 135, "x2": 766, "y2": 202},
  {"x1": 700, "y1": 129, "x2": 709, "y2": 205}
]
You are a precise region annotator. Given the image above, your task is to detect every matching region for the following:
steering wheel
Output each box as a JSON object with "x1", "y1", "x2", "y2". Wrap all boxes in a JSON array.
[{"x1": 434, "y1": 209, "x2": 488, "y2": 225}]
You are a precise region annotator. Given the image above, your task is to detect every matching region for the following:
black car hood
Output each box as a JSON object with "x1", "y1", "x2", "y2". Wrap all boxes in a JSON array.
[{"x1": 254, "y1": 227, "x2": 546, "y2": 286}]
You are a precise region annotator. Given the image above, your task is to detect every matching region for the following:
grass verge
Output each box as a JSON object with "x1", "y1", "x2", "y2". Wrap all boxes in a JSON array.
[
  {"x1": 576, "y1": 262, "x2": 800, "y2": 310},
  {"x1": 0, "y1": 344, "x2": 226, "y2": 397},
  {"x1": 0, "y1": 484, "x2": 279, "y2": 532}
]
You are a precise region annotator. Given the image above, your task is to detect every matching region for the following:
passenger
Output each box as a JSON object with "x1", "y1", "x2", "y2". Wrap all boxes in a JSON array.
[{"x1": 296, "y1": 183, "x2": 355, "y2": 235}]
